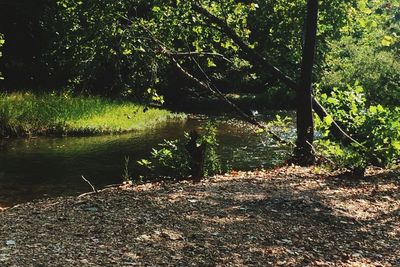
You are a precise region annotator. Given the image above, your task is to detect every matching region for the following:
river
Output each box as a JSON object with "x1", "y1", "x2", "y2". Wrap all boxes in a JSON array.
[{"x1": 0, "y1": 116, "x2": 293, "y2": 207}]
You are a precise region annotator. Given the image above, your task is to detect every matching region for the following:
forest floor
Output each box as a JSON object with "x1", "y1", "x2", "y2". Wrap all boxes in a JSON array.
[{"x1": 0, "y1": 166, "x2": 399, "y2": 266}]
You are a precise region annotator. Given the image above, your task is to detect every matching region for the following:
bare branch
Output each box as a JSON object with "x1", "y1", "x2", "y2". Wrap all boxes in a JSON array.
[{"x1": 166, "y1": 51, "x2": 234, "y2": 64}]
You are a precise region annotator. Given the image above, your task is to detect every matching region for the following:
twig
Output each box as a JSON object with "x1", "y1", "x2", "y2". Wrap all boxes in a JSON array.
[
  {"x1": 81, "y1": 175, "x2": 98, "y2": 193},
  {"x1": 166, "y1": 51, "x2": 234, "y2": 64}
]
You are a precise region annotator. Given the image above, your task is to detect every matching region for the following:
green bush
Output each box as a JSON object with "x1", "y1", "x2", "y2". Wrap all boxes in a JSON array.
[
  {"x1": 320, "y1": 1, "x2": 399, "y2": 107},
  {"x1": 315, "y1": 1, "x2": 400, "y2": 171},
  {"x1": 315, "y1": 83, "x2": 400, "y2": 170},
  {"x1": 320, "y1": 35, "x2": 400, "y2": 107},
  {"x1": 144, "y1": 138, "x2": 192, "y2": 178},
  {"x1": 138, "y1": 121, "x2": 221, "y2": 180}
]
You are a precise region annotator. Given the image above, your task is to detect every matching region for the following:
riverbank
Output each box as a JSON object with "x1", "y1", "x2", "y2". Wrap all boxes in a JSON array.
[
  {"x1": 0, "y1": 92, "x2": 184, "y2": 137},
  {"x1": 0, "y1": 166, "x2": 398, "y2": 266}
]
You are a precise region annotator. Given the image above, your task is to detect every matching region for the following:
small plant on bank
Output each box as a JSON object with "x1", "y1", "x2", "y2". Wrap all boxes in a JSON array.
[
  {"x1": 197, "y1": 121, "x2": 222, "y2": 177},
  {"x1": 140, "y1": 138, "x2": 192, "y2": 178},
  {"x1": 122, "y1": 156, "x2": 132, "y2": 183},
  {"x1": 137, "y1": 121, "x2": 221, "y2": 180}
]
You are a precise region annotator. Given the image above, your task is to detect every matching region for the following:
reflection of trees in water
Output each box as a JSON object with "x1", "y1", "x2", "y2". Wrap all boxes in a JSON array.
[{"x1": 0, "y1": 117, "x2": 294, "y2": 206}]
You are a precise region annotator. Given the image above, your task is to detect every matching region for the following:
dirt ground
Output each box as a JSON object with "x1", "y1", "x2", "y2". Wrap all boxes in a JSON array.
[{"x1": 0, "y1": 166, "x2": 399, "y2": 266}]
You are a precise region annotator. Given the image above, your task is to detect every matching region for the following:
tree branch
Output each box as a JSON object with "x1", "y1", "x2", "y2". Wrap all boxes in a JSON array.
[
  {"x1": 165, "y1": 51, "x2": 234, "y2": 64},
  {"x1": 136, "y1": 23, "x2": 291, "y2": 146},
  {"x1": 171, "y1": 56, "x2": 291, "y2": 146},
  {"x1": 192, "y1": 2, "x2": 359, "y2": 146},
  {"x1": 192, "y1": 3, "x2": 298, "y2": 90}
]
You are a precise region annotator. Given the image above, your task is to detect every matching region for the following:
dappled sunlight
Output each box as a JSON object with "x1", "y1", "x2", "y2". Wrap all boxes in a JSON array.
[
  {"x1": 0, "y1": 166, "x2": 398, "y2": 265},
  {"x1": 318, "y1": 173, "x2": 400, "y2": 221},
  {"x1": 232, "y1": 193, "x2": 267, "y2": 202},
  {"x1": 204, "y1": 215, "x2": 249, "y2": 225},
  {"x1": 322, "y1": 192, "x2": 400, "y2": 221}
]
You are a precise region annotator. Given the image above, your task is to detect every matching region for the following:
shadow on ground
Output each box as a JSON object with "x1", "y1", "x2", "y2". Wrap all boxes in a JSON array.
[{"x1": 0, "y1": 166, "x2": 398, "y2": 266}]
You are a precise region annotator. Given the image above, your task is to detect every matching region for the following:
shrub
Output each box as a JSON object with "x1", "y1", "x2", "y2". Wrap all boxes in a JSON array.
[
  {"x1": 315, "y1": 83, "x2": 400, "y2": 171},
  {"x1": 320, "y1": 1, "x2": 400, "y2": 108},
  {"x1": 320, "y1": 35, "x2": 400, "y2": 107},
  {"x1": 138, "y1": 121, "x2": 221, "y2": 180}
]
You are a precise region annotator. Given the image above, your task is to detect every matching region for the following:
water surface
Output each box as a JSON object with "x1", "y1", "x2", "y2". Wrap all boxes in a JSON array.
[{"x1": 0, "y1": 117, "x2": 293, "y2": 207}]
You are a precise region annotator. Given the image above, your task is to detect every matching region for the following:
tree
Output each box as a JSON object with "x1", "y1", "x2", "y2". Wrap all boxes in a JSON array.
[
  {"x1": 43, "y1": 1, "x2": 353, "y2": 96},
  {"x1": 294, "y1": 0, "x2": 318, "y2": 165}
]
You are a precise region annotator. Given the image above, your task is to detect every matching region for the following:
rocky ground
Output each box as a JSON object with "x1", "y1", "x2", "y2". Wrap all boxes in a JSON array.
[{"x1": 0, "y1": 166, "x2": 399, "y2": 266}]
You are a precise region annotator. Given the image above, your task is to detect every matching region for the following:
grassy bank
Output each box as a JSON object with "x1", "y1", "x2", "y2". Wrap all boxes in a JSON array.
[{"x1": 0, "y1": 92, "x2": 183, "y2": 137}]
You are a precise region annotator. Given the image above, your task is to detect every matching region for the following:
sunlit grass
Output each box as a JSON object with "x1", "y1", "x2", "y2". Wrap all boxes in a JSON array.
[{"x1": 0, "y1": 92, "x2": 184, "y2": 137}]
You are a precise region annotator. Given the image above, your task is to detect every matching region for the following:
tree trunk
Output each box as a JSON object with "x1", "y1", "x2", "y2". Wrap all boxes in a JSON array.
[
  {"x1": 294, "y1": 0, "x2": 318, "y2": 165},
  {"x1": 185, "y1": 130, "x2": 206, "y2": 181}
]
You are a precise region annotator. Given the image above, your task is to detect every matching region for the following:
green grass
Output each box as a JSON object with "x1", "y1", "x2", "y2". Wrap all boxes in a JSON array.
[{"x1": 0, "y1": 92, "x2": 184, "y2": 137}]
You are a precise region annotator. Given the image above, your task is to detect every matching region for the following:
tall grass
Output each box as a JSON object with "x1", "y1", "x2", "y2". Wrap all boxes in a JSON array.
[{"x1": 0, "y1": 92, "x2": 183, "y2": 137}]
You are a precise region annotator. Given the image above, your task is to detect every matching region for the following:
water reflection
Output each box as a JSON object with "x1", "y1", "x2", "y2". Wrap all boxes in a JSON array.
[{"x1": 0, "y1": 116, "x2": 293, "y2": 206}]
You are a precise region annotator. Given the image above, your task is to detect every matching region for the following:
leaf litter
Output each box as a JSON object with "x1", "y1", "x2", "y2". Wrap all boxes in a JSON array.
[{"x1": 0, "y1": 166, "x2": 398, "y2": 266}]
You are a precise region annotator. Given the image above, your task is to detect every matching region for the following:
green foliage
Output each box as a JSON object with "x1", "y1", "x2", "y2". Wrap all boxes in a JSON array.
[
  {"x1": 314, "y1": 1, "x2": 400, "y2": 170},
  {"x1": 44, "y1": 0, "x2": 355, "y2": 102},
  {"x1": 315, "y1": 84, "x2": 400, "y2": 170},
  {"x1": 321, "y1": 34, "x2": 400, "y2": 107},
  {"x1": 138, "y1": 121, "x2": 221, "y2": 179},
  {"x1": 198, "y1": 121, "x2": 222, "y2": 176},
  {"x1": 46, "y1": 0, "x2": 158, "y2": 97},
  {"x1": 137, "y1": 139, "x2": 189, "y2": 178},
  {"x1": 320, "y1": 1, "x2": 400, "y2": 107},
  {"x1": 3, "y1": 0, "x2": 391, "y2": 109},
  {"x1": 0, "y1": 92, "x2": 177, "y2": 137},
  {"x1": 267, "y1": 114, "x2": 293, "y2": 132},
  {"x1": 249, "y1": 0, "x2": 354, "y2": 79}
]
